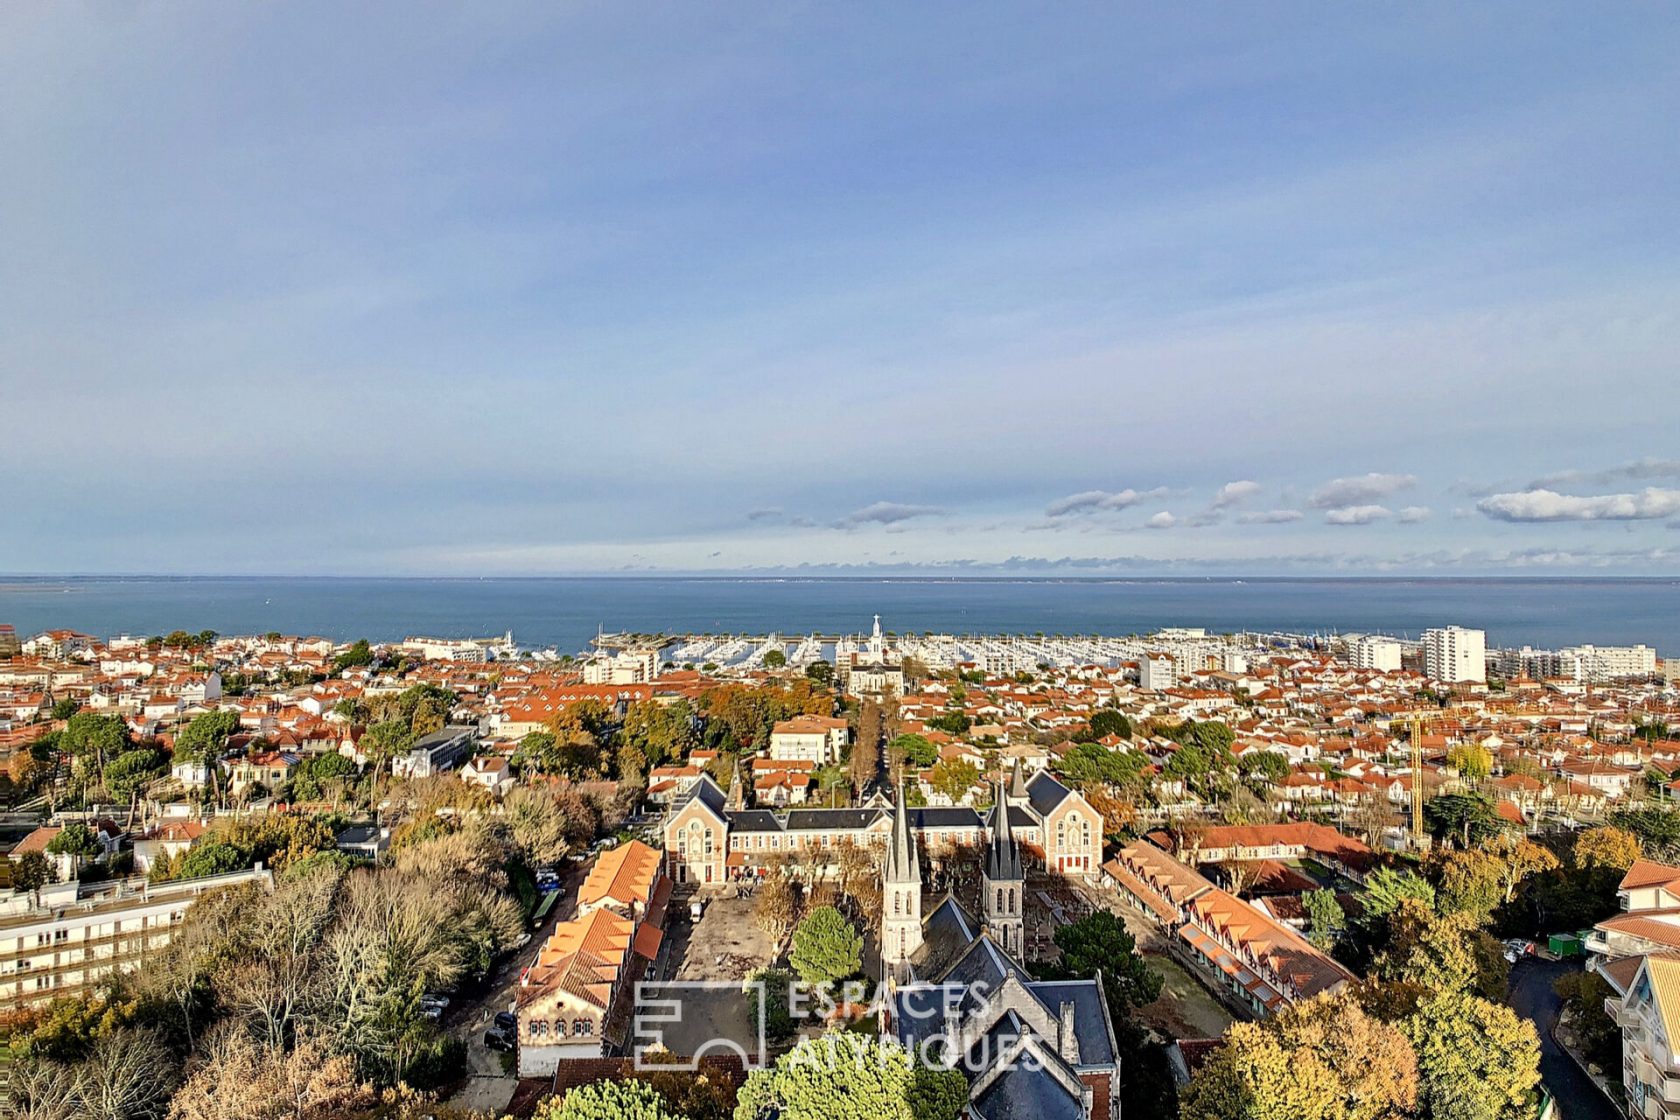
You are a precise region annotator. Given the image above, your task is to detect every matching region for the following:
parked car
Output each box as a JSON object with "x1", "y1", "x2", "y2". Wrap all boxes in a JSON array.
[
  {"x1": 484, "y1": 1011, "x2": 518, "y2": 1051},
  {"x1": 419, "y1": 994, "x2": 450, "y2": 1019},
  {"x1": 1501, "y1": 939, "x2": 1536, "y2": 963}
]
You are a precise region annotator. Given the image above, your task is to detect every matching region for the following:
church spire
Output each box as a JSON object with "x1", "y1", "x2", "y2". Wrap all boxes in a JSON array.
[
  {"x1": 886, "y1": 781, "x2": 920, "y2": 885},
  {"x1": 985, "y1": 780, "x2": 1023, "y2": 883}
]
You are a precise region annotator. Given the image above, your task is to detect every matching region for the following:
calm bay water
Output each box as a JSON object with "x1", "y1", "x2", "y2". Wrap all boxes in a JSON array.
[{"x1": 1, "y1": 576, "x2": 1677, "y2": 655}]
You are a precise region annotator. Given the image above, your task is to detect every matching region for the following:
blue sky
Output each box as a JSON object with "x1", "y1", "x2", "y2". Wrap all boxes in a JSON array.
[{"x1": 3, "y1": 3, "x2": 1678, "y2": 575}]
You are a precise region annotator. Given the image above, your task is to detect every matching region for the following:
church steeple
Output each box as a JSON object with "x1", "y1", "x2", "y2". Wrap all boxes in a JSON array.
[
  {"x1": 983, "y1": 780, "x2": 1025, "y2": 957},
  {"x1": 881, "y1": 783, "x2": 923, "y2": 981}
]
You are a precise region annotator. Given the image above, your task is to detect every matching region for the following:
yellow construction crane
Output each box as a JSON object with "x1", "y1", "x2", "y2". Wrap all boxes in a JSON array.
[{"x1": 1403, "y1": 712, "x2": 1447, "y2": 850}]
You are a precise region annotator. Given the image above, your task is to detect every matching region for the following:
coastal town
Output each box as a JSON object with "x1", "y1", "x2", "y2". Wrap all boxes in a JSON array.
[{"x1": 3, "y1": 615, "x2": 1679, "y2": 1120}]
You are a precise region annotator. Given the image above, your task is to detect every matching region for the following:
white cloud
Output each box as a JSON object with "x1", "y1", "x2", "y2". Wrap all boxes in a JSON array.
[
  {"x1": 1236, "y1": 509, "x2": 1304, "y2": 524},
  {"x1": 1325, "y1": 505, "x2": 1392, "y2": 525},
  {"x1": 835, "y1": 501, "x2": 944, "y2": 528},
  {"x1": 1045, "y1": 487, "x2": 1167, "y2": 517},
  {"x1": 1397, "y1": 506, "x2": 1432, "y2": 523},
  {"x1": 1310, "y1": 473, "x2": 1417, "y2": 509},
  {"x1": 1145, "y1": 511, "x2": 1178, "y2": 530},
  {"x1": 1476, "y1": 487, "x2": 1680, "y2": 522},
  {"x1": 1211, "y1": 480, "x2": 1262, "y2": 509}
]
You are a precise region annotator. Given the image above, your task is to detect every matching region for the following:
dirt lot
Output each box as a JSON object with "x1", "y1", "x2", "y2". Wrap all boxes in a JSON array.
[
  {"x1": 671, "y1": 892, "x2": 779, "y2": 981},
  {"x1": 1136, "y1": 951, "x2": 1236, "y2": 1040}
]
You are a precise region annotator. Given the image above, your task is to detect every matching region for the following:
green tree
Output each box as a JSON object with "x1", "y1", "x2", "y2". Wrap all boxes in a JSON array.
[
  {"x1": 1403, "y1": 992, "x2": 1540, "y2": 1120},
  {"x1": 49, "y1": 697, "x2": 81, "y2": 721},
  {"x1": 763, "y1": 650, "x2": 787, "y2": 670},
  {"x1": 888, "y1": 734, "x2": 938, "y2": 769},
  {"x1": 47, "y1": 823, "x2": 102, "y2": 869},
  {"x1": 1088, "y1": 709, "x2": 1133, "y2": 740},
  {"x1": 805, "y1": 660, "x2": 835, "y2": 685},
  {"x1": 1361, "y1": 866, "x2": 1437, "y2": 920},
  {"x1": 332, "y1": 639, "x2": 376, "y2": 673},
  {"x1": 789, "y1": 906, "x2": 862, "y2": 988},
  {"x1": 621, "y1": 699, "x2": 701, "y2": 768},
  {"x1": 734, "y1": 1033, "x2": 964, "y2": 1120},
  {"x1": 1237, "y1": 751, "x2": 1290, "y2": 784},
  {"x1": 1424, "y1": 792, "x2": 1505, "y2": 848},
  {"x1": 1303, "y1": 888, "x2": 1345, "y2": 950},
  {"x1": 538, "y1": 1079, "x2": 685, "y2": 1120},
  {"x1": 61, "y1": 711, "x2": 129, "y2": 788},
  {"x1": 1034, "y1": 909, "x2": 1162, "y2": 1020},
  {"x1": 15, "y1": 849, "x2": 52, "y2": 890},
  {"x1": 926, "y1": 711, "x2": 972, "y2": 736},
  {"x1": 1059, "y1": 742, "x2": 1147, "y2": 788},
  {"x1": 105, "y1": 748, "x2": 167, "y2": 804},
  {"x1": 174, "y1": 709, "x2": 241, "y2": 803}
]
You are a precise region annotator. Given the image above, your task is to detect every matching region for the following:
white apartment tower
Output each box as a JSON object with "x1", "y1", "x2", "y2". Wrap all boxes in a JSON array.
[
  {"x1": 1422, "y1": 626, "x2": 1486, "y2": 684},
  {"x1": 1352, "y1": 636, "x2": 1402, "y2": 672}
]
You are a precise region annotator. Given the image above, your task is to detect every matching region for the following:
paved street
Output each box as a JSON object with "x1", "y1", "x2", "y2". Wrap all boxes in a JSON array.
[
  {"x1": 1508, "y1": 957, "x2": 1620, "y2": 1120},
  {"x1": 445, "y1": 858, "x2": 590, "y2": 1112}
]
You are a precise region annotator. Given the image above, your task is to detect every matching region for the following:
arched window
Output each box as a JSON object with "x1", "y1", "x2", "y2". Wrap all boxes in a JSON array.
[
  {"x1": 1057, "y1": 820, "x2": 1066, "y2": 850},
  {"x1": 703, "y1": 831, "x2": 713, "y2": 856},
  {"x1": 894, "y1": 891, "x2": 902, "y2": 915},
  {"x1": 575, "y1": 1018, "x2": 593, "y2": 1036},
  {"x1": 531, "y1": 1019, "x2": 549, "y2": 1037},
  {"x1": 1008, "y1": 887, "x2": 1016, "y2": 913},
  {"x1": 1080, "y1": 818, "x2": 1091, "y2": 848}
]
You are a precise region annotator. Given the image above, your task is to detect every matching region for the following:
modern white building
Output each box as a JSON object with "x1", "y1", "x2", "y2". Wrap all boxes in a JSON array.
[
  {"x1": 1422, "y1": 626, "x2": 1486, "y2": 684},
  {"x1": 1, "y1": 867, "x2": 273, "y2": 1008},
  {"x1": 767, "y1": 715, "x2": 849, "y2": 766},
  {"x1": 581, "y1": 648, "x2": 660, "y2": 685},
  {"x1": 1139, "y1": 654, "x2": 1177, "y2": 691},
  {"x1": 1560, "y1": 644, "x2": 1658, "y2": 683},
  {"x1": 1352, "y1": 636, "x2": 1402, "y2": 672}
]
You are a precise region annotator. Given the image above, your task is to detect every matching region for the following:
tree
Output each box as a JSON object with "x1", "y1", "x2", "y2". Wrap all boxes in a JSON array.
[
  {"x1": 1058, "y1": 742, "x2": 1147, "y2": 788},
  {"x1": 789, "y1": 906, "x2": 862, "y2": 988},
  {"x1": 755, "y1": 865, "x2": 798, "y2": 941},
  {"x1": 849, "y1": 701, "x2": 882, "y2": 795},
  {"x1": 15, "y1": 849, "x2": 52, "y2": 890},
  {"x1": 805, "y1": 660, "x2": 834, "y2": 685},
  {"x1": 927, "y1": 759, "x2": 979, "y2": 805},
  {"x1": 1237, "y1": 751, "x2": 1290, "y2": 785},
  {"x1": 1181, "y1": 994, "x2": 1416, "y2": 1120},
  {"x1": 1403, "y1": 992, "x2": 1540, "y2": 1120},
  {"x1": 105, "y1": 748, "x2": 167, "y2": 806},
  {"x1": 538, "y1": 1080, "x2": 685, "y2": 1120},
  {"x1": 47, "y1": 823, "x2": 101, "y2": 870},
  {"x1": 1360, "y1": 866, "x2": 1436, "y2": 921},
  {"x1": 1424, "y1": 792, "x2": 1504, "y2": 848},
  {"x1": 621, "y1": 700, "x2": 700, "y2": 768},
  {"x1": 175, "y1": 710, "x2": 241, "y2": 805},
  {"x1": 1574, "y1": 825, "x2": 1642, "y2": 871},
  {"x1": 49, "y1": 697, "x2": 81, "y2": 721},
  {"x1": 1446, "y1": 743, "x2": 1493, "y2": 784},
  {"x1": 1088, "y1": 709, "x2": 1133, "y2": 740},
  {"x1": 332, "y1": 639, "x2": 375, "y2": 673},
  {"x1": 734, "y1": 1033, "x2": 964, "y2": 1120},
  {"x1": 763, "y1": 649, "x2": 787, "y2": 670},
  {"x1": 1435, "y1": 849, "x2": 1504, "y2": 925},
  {"x1": 889, "y1": 734, "x2": 938, "y2": 769},
  {"x1": 1303, "y1": 889, "x2": 1345, "y2": 951},
  {"x1": 926, "y1": 711, "x2": 972, "y2": 736},
  {"x1": 1035, "y1": 909, "x2": 1161, "y2": 1021}
]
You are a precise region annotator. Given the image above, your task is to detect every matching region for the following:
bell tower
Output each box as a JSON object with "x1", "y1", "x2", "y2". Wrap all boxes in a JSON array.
[
  {"x1": 983, "y1": 780, "x2": 1025, "y2": 957},
  {"x1": 881, "y1": 784, "x2": 923, "y2": 981}
]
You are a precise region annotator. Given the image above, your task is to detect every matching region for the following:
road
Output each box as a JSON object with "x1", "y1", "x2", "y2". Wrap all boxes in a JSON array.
[
  {"x1": 1507, "y1": 957, "x2": 1619, "y2": 1120},
  {"x1": 445, "y1": 857, "x2": 590, "y2": 1112}
]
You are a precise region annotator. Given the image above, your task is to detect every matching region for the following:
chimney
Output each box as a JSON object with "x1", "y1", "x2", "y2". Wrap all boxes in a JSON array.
[{"x1": 1058, "y1": 1001, "x2": 1078, "y2": 1063}]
